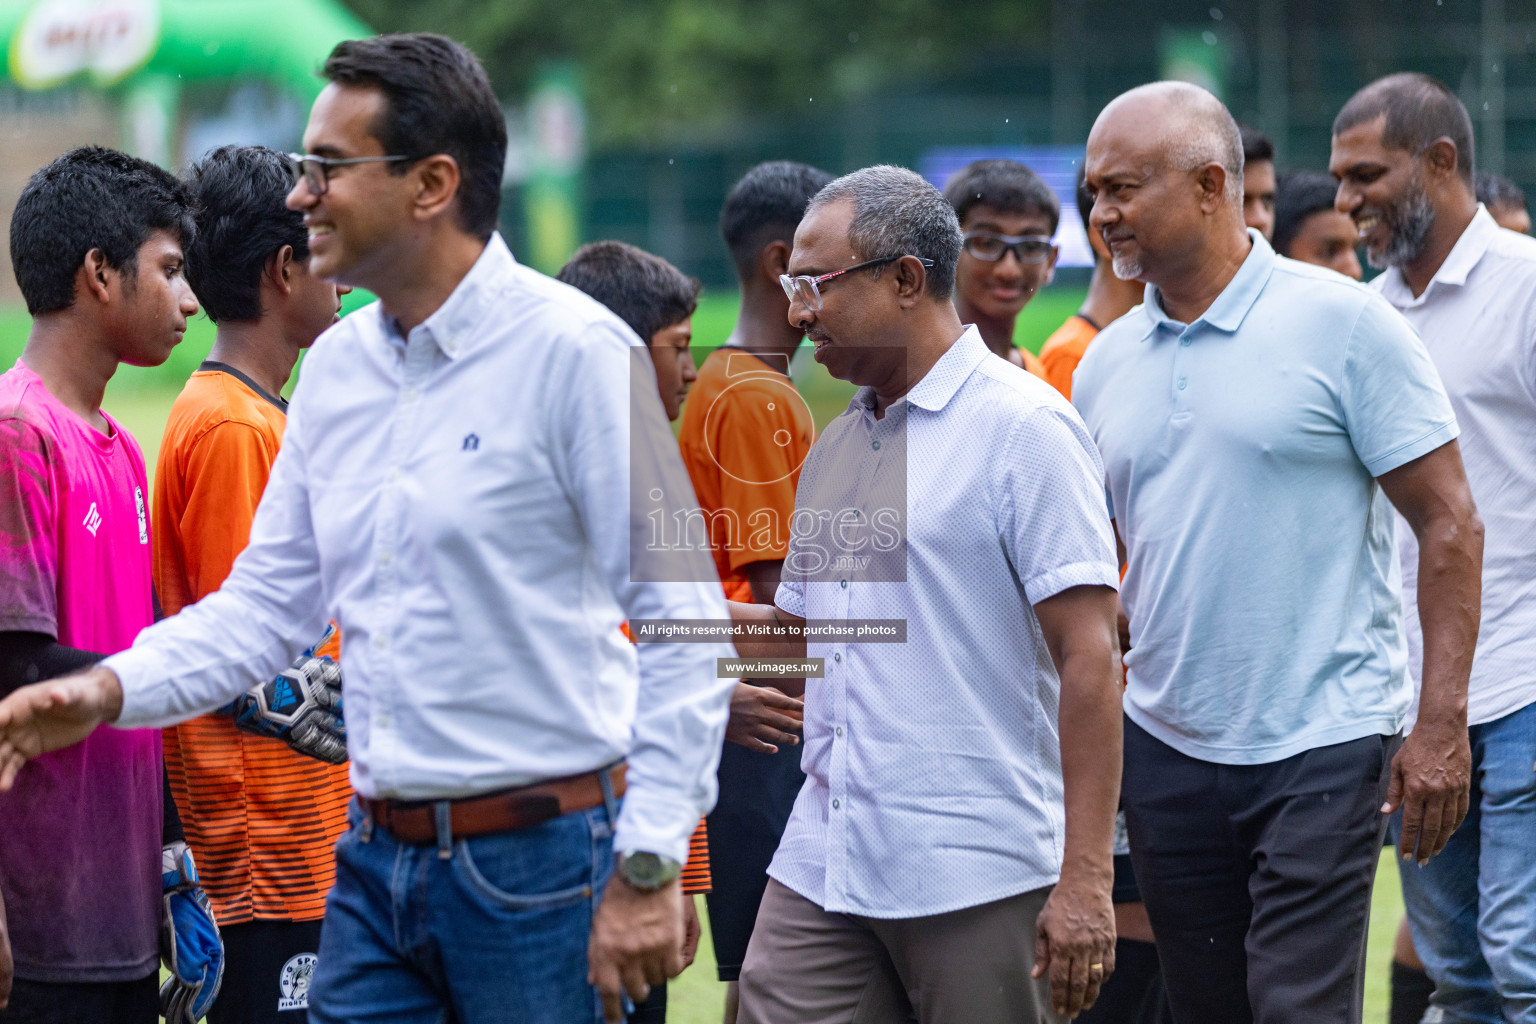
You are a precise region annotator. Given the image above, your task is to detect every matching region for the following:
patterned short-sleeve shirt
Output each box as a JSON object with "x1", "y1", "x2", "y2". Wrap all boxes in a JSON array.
[{"x1": 771, "y1": 326, "x2": 1120, "y2": 919}]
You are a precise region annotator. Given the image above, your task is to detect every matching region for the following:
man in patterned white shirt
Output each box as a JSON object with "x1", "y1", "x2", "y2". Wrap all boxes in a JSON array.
[{"x1": 729, "y1": 165, "x2": 1124, "y2": 1024}]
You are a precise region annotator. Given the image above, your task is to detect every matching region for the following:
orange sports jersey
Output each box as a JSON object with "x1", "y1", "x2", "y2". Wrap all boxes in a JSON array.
[
  {"x1": 153, "y1": 363, "x2": 351, "y2": 926},
  {"x1": 1038, "y1": 314, "x2": 1102, "y2": 400},
  {"x1": 1019, "y1": 345, "x2": 1048, "y2": 380},
  {"x1": 682, "y1": 819, "x2": 712, "y2": 894},
  {"x1": 677, "y1": 349, "x2": 816, "y2": 602},
  {"x1": 617, "y1": 620, "x2": 711, "y2": 891}
]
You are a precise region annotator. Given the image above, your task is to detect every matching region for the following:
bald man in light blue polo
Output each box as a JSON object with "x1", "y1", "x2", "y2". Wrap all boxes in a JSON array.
[{"x1": 1072, "y1": 82, "x2": 1483, "y2": 1024}]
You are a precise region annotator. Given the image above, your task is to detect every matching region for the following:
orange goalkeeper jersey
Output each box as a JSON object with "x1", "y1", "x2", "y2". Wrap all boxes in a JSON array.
[{"x1": 153, "y1": 363, "x2": 351, "y2": 925}]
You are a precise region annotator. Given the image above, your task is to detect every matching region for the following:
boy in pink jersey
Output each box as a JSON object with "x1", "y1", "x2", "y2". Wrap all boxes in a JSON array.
[{"x1": 0, "y1": 148, "x2": 198, "y2": 1023}]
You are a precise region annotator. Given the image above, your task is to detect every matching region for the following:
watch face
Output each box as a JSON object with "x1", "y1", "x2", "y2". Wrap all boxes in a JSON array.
[{"x1": 622, "y1": 852, "x2": 679, "y2": 890}]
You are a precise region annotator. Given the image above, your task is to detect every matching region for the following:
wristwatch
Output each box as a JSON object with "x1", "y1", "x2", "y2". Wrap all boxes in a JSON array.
[{"x1": 617, "y1": 851, "x2": 682, "y2": 893}]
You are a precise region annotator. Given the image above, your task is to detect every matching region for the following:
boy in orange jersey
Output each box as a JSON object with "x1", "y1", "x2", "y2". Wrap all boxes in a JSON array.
[
  {"x1": 559, "y1": 239, "x2": 720, "y2": 1024},
  {"x1": 1039, "y1": 164, "x2": 1145, "y2": 400},
  {"x1": 681, "y1": 162, "x2": 826, "y2": 1024},
  {"x1": 155, "y1": 146, "x2": 351, "y2": 1024}
]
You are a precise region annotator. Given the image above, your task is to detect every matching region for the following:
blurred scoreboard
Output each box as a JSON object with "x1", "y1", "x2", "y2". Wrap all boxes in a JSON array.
[{"x1": 920, "y1": 146, "x2": 1094, "y2": 269}]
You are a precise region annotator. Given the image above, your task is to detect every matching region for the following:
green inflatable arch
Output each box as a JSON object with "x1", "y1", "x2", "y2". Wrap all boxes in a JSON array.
[{"x1": 0, "y1": 0, "x2": 367, "y2": 101}]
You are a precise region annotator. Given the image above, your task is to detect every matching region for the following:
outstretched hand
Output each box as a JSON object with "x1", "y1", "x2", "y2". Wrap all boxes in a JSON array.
[
  {"x1": 0, "y1": 667, "x2": 122, "y2": 791},
  {"x1": 724, "y1": 683, "x2": 803, "y2": 754}
]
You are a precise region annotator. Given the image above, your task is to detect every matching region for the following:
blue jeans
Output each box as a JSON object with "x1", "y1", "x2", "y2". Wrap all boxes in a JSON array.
[
  {"x1": 1394, "y1": 700, "x2": 1536, "y2": 1024},
  {"x1": 307, "y1": 797, "x2": 616, "y2": 1024}
]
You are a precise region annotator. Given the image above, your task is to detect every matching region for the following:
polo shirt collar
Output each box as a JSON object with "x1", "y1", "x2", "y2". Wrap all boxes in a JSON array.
[
  {"x1": 1143, "y1": 229, "x2": 1274, "y2": 336},
  {"x1": 906, "y1": 325, "x2": 989, "y2": 412},
  {"x1": 378, "y1": 233, "x2": 515, "y2": 359},
  {"x1": 1377, "y1": 206, "x2": 1499, "y2": 309}
]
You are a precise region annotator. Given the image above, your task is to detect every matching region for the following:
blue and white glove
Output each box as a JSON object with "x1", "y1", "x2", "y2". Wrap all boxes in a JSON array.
[
  {"x1": 160, "y1": 842, "x2": 224, "y2": 1024},
  {"x1": 226, "y1": 627, "x2": 346, "y2": 765}
]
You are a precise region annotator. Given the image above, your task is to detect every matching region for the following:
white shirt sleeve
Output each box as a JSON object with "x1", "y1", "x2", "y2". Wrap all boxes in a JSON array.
[
  {"x1": 993, "y1": 405, "x2": 1121, "y2": 605},
  {"x1": 548, "y1": 321, "x2": 736, "y2": 862},
  {"x1": 107, "y1": 382, "x2": 328, "y2": 727}
]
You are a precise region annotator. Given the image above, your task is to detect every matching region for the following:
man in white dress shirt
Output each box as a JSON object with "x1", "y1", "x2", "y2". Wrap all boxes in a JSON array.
[
  {"x1": 730, "y1": 165, "x2": 1125, "y2": 1024},
  {"x1": 0, "y1": 34, "x2": 734, "y2": 1024},
  {"x1": 1334, "y1": 72, "x2": 1536, "y2": 1024}
]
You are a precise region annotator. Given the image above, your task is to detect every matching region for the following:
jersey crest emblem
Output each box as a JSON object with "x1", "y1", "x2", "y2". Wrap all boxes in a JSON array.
[{"x1": 278, "y1": 953, "x2": 317, "y2": 1011}]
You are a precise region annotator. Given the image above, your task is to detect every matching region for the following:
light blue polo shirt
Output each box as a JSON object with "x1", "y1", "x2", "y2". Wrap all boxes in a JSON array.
[{"x1": 1072, "y1": 232, "x2": 1458, "y2": 764}]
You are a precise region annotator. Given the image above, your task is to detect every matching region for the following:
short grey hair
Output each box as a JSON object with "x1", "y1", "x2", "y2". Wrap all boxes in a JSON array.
[{"x1": 805, "y1": 164, "x2": 963, "y2": 299}]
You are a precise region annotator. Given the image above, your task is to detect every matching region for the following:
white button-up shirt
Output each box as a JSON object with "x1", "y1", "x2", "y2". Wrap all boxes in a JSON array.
[
  {"x1": 769, "y1": 326, "x2": 1120, "y2": 919},
  {"x1": 107, "y1": 235, "x2": 735, "y2": 862},
  {"x1": 1375, "y1": 206, "x2": 1536, "y2": 729}
]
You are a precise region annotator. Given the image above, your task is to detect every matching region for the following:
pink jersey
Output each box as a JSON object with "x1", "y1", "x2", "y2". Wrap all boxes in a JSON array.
[{"x1": 0, "y1": 360, "x2": 161, "y2": 983}]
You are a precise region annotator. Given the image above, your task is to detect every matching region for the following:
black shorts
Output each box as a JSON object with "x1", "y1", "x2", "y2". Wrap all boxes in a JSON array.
[
  {"x1": 207, "y1": 919, "x2": 325, "y2": 1024},
  {"x1": 704, "y1": 741, "x2": 805, "y2": 982},
  {"x1": 1, "y1": 974, "x2": 158, "y2": 1024}
]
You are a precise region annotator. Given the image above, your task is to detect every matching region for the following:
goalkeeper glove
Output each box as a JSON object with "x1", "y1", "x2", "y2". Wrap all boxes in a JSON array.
[
  {"x1": 159, "y1": 842, "x2": 223, "y2": 1023},
  {"x1": 227, "y1": 628, "x2": 346, "y2": 765}
]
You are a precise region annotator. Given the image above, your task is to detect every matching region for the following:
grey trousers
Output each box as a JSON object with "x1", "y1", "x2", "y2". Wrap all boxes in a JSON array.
[{"x1": 738, "y1": 878, "x2": 1064, "y2": 1024}]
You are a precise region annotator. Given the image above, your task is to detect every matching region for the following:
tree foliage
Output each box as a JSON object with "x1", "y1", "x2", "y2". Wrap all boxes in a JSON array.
[{"x1": 339, "y1": 0, "x2": 1048, "y2": 147}]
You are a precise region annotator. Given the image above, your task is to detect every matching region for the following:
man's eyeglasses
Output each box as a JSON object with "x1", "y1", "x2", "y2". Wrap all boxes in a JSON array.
[
  {"x1": 286, "y1": 153, "x2": 414, "y2": 197},
  {"x1": 962, "y1": 231, "x2": 1056, "y2": 265},
  {"x1": 780, "y1": 255, "x2": 935, "y2": 312}
]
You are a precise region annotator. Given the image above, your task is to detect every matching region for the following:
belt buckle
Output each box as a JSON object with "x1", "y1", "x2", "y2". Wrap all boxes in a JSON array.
[{"x1": 518, "y1": 793, "x2": 563, "y2": 826}]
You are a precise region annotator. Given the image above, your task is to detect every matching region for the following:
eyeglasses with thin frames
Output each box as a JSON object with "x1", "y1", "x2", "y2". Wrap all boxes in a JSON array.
[
  {"x1": 961, "y1": 231, "x2": 1056, "y2": 264},
  {"x1": 286, "y1": 153, "x2": 414, "y2": 197},
  {"x1": 780, "y1": 255, "x2": 935, "y2": 312}
]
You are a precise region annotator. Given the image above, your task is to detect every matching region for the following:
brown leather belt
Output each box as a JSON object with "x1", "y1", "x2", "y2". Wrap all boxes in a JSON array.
[{"x1": 363, "y1": 763, "x2": 626, "y2": 845}]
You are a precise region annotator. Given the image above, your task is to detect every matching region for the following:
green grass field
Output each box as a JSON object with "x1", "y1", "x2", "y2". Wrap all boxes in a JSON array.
[{"x1": 8, "y1": 286, "x2": 1408, "y2": 1022}]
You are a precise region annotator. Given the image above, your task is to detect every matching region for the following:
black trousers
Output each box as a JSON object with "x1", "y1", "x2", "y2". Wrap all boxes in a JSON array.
[
  {"x1": 208, "y1": 919, "x2": 324, "y2": 1024},
  {"x1": 1075, "y1": 939, "x2": 1173, "y2": 1024},
  {"x1": 705, "y1": 741, "x2": 804, "y2": 982},
  {"x1": 1121, "y1": 717, "x2": 1398, "y2": 1024}
]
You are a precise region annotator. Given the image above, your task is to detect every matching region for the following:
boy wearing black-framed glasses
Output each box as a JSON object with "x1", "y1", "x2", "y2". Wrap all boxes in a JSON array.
[{"x1": 941, "y1": 159, "x2": 1060, "y2": 377}]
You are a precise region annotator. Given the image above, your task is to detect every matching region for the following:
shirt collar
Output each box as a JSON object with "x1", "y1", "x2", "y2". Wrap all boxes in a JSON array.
[
  {"x1": 377, "y1": 233, "x2": 516, "y2": 359},
  {"x1": 1378, "y1": 205, "x2": 1499, "y2": 308},
  {"x1": 906, "y1": 325, "x2": 990, "y2": 412},
  {"x1": 1142, "y1": 229, "x2": 1275, "y2": 336}
]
